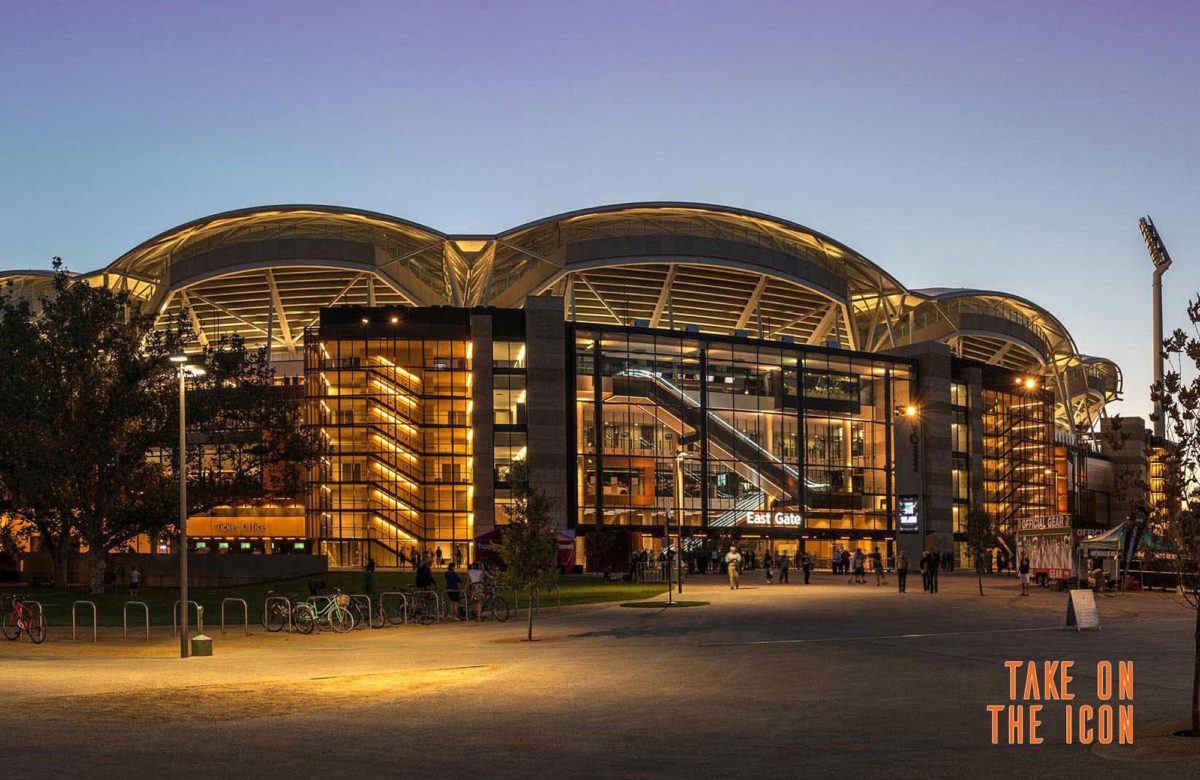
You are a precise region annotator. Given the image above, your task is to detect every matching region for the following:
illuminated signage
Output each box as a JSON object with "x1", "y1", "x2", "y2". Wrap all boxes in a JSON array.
[
  {"x1": 897, "y1": 496, "x2": 919, "y2": 534},
  {"x1": 1016, "y1": 515, "x2": 1071, "y2": 532},
  {"x1": 741, "y1": 511, "x2": 804, "y2": 528}
]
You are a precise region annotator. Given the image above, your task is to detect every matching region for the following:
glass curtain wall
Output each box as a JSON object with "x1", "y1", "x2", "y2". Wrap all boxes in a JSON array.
[
  {"x1": 574, "y1": 326, "x2": 909, "y2": 561},
  {"x1": 305, "y1": 332, "x2": 473, "y2": 567},
  {"x1": 982, "y1": 383, "x2": 1055, "y2": 538}
]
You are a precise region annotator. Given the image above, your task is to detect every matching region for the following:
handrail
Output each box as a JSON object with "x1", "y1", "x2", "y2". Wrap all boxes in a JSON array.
[
  {"x1": 221, "y1": 597, "x2": 250, "y2": 635},
  {"x1": 124, "y1": 601, "x2": 150, "y2": 641},
  {"x1": 379, "y1": 591, "x2": 409, "y2": 625},
  {"x1": 172, "y1": 600, "x2": 202, "y2": 636},
  {"x1": 263, "y1": 595, "x2": 293, "y2": 633},
  {"x1": 72, "y1": 600, "x2": 98, "y2": 641}
]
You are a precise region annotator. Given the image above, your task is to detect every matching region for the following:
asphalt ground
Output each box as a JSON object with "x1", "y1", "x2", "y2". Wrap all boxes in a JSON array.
[{"x1": 2, "y1": 571, "x2": 1198, "y2": 779}]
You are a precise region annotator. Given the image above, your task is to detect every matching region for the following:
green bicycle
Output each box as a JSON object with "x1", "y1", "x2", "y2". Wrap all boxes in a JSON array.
[{"x1": 292, "y1": 590, "x2": 355, "y2": 633}]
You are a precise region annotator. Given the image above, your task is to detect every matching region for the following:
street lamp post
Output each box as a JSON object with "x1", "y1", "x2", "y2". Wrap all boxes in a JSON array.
[
  {"x1": 674, "y1": 448, "x2": 691, "y2": 596},
  {"x1": 170, "y1": 355, "x2": 204, "y2": 659}
]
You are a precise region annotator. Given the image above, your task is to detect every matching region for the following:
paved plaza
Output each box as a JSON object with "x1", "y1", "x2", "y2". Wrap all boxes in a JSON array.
[{"x1": 3, "y1": 572, "x2": 1199, "y2": 778}]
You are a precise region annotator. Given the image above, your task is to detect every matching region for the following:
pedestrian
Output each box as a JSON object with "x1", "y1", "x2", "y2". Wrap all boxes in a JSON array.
[
  {"x1": 725, "y1": 546, "x2": 742, "y2": 590},
  {"x1": 896, "y1": 550, "x2": 909, "y2": 593},
  {"x1": 851, "y1": 549, "x2": 865, "y2": 584},
  {"x1": 840, "y1": 549, "x2": 851, "y2": 577},
  {"x1": 444, "y1": 563, "x2": 463, "y2": 619},
  {"x1": 802, "y1": 553, "x2": 814, "y2": 584},
  {"x1": 871, "y1": 547, "x2": 885, "y2": 586},
  {"x1": 710, "y1": 547, "x2": 720, "y2": 576},
  {"x1": 363, "y1": 557, "x2": 376, "y2": 595},
  {"x1": 780, "y1": 554, "x2": 790, "y2": 584},
  {"x1": 1018, "y1": 551, "x2": 1031, "y2": 596},
  {"x1": 435, "y1": 547, "x2": 444, "y2": 567},
  {"x1": 130, "y1": 565, "x2": 142, "y2": 598},
  {"x1": 928, "y1": 549, "x2": 940, "y2": 594},
  {"x1": 920, "y1": 550, "x2": 931, "y2": 591}
]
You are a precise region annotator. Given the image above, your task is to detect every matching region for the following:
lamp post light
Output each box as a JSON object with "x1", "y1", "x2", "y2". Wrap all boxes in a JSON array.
[{"x1": 170, "y1": 354, "x2": 205, "y2": 659}]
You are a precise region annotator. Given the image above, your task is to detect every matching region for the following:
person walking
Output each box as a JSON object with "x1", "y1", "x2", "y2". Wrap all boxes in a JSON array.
[
  {"x1": 363, "y1": 557, "x2": 376, "y2": 596},
  {"x1": 927, "y1": 549, "x2": 940, "y2": 594},
  {"x1": 725, "y1": 546, "x2": 742, "y2": 590},
  {"x1": 779, "y1": 554, "x2": 790, "y2": 584},
  {"x1": 896, "y1": 550, "x2": 909, "y2": 593},
  {"x1": 871, "y1": 547, "x2": 885, "y2": 586},
  {"x1": 1018, "y1": 551, "x2": 1031, "y2": 596},
  {"x1": 840, "y1": 549, "x2": 851, "y2": 577},
  {"x1": 920, "y1": 550, "x2": 931, "y2": 592},
  {"x1": 802, "y1": 553, "x2": 814, "y2": 584},
  {"x1": 850, "y1": 549, "x2": 864, "y2": 584},
  {"x1": 129, "y1": 565, "x2": 142, "y2": 598}
]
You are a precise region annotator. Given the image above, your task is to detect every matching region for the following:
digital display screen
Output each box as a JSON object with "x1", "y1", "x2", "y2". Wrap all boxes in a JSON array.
[{"x1": 898, "y1": 495, "x2": 919, "y2": 533}]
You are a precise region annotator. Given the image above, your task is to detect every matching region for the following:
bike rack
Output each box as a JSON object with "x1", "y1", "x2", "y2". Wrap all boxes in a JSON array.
[
  {"x1": 263, "y1": 595, "x2": 293, "y2": 634},
  {"x1": 221, "y1": 597, "x2": 249, "y2": 635},
  {"x1": 72, "y1": 600, "x2": 98, "y2": 641},
  {"x1": 172, "y1": 600, "x2": 202, "y2": 636},
  {"x1": 379, "y1": 591, "x2": 409, "y2": 625},
  {"x1": 347, "y1": 594, "x2": 379, "y2": 629},
  {"x1": 124, "y1": 601, "x2": 149, "y2": 641}
]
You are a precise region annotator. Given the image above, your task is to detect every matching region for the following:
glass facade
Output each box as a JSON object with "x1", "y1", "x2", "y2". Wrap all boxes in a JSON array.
[
  {"x1": 304, "y1": 331, "x2": 473, "y2": 568},
  {"x1": 982, "y1": 382, "x2": 1055, "y2": 537},
  {"x1": 574, "y1": 326, "x2": 911, "y2": 561}
]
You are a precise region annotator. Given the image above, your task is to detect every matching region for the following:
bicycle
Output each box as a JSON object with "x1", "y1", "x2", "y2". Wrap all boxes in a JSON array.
[
  {"x1": 292, "y1": 590, "x2": 355, "y2": 633},
  {"x1": 262, "y1": 590, "x2": 296, "y2": 633},
  {"x1": 350, "y1": 594, "x2": 385, "y2": 629},
  {"x1": 2, "y1": 596, "x2": 46, "y2": 644},
  {"x1": 405, "y1": 587, "x2": 440, "y2": 625},
  {"x1": 468, "y1": 580, "x2": 509, "y2": 623}
]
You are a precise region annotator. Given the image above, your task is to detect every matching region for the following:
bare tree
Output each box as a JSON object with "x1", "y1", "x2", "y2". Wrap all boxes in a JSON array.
[{"x1": 1150, "y1": 295, "x2": 1200, "y2": 737}]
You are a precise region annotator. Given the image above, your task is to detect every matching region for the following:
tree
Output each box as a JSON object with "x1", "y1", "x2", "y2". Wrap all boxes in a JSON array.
[
  {"x1": 964, "y1": 504, "x2": 994, "y2": 596},
  {"x1": 1150, "y1": 294, "x2": 1200, "y2": 737},
  {"x1": 495, "y1": 459, "x2": 559, "y2": 641},
  {"x1": 0, "y1": 264, "x2": 321, "y2": 593}
]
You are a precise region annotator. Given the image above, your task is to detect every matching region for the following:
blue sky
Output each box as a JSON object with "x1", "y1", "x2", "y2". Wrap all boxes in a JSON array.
[{"x1": 2, "y1": 1, "x2": 1197, "y2": 419}]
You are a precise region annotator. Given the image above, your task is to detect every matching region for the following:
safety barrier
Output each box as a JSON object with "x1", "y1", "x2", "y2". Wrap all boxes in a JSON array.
[
  {"x1": 124, "y1": 601, "x2": 149, "y2": 641},
  {"x1": 72, "y1": 600, "x2": 97, "y2": 642},
  {"x1": 379, "y1": 591, "x2": 409, "y2": 625},
  {"x1": 172, "y1": 600, "x2": 202, "y2": 636},
  {"x1": 263, "y1": 595, "x2": 293, "y2": 633},
  {"x1": 221, "y1": 597, "x2": 249, "y2": 635}
]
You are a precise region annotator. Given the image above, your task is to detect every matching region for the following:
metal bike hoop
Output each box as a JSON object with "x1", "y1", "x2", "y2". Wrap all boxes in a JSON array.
[
  {"x1": 172, "y1": 599, "x2": 202, "y2": 636},
  {"x1": 72, "y1": 600, "x2": 98, "y2": 641},
  {"x1": 221, "y1": 597, "x2": 249, "y2": 636},
  {"x1": 263, "y1": 595, "x2": 293, "y2": 634},
  {"x1": 379, "y1": 591, "x2": 409, "y2": 625},
  {"x1": 124, "y1": 601, "x2": 150, "y2": 641},
  {"x1": 347, "y1": 594, "x2": 377, "y2": 629}
]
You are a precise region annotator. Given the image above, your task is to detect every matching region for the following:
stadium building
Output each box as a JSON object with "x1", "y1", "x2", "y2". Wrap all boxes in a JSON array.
[{"x1": 1, "y1": 203, "x2": 1125, "y2": 569}]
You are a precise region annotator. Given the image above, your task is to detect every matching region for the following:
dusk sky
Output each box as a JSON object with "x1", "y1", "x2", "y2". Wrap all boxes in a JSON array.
[{"x1": 2, "y1": 1, "x2": 1197, "y2": 420}]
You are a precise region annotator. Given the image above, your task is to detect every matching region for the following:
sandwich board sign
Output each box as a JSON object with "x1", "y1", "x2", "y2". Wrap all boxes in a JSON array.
[{"x1": 1065, "y1": 589, "x2": 1100, "y2": 631}]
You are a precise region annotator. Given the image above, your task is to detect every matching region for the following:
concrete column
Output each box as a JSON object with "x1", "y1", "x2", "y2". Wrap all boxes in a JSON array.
[
  {"x1": 470, "y1": 315, "x2": 495, "y2": 536},
  {"x1": 887, "y1": 343, "x2": 954, "y2": 562},
  {"x1": 523, "y1": 296, "x2": 570, "y2": 530}
]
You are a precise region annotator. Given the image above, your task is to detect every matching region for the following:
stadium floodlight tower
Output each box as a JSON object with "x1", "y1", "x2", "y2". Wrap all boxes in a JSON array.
[{"x1": 1138, "y1": 215, "x2": 1173, "y2": 438}]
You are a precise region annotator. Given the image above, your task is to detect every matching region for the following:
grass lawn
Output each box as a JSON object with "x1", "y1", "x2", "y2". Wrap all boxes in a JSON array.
[{"x1": 4, "y1": 573, "x2": 666, "y2": 628}]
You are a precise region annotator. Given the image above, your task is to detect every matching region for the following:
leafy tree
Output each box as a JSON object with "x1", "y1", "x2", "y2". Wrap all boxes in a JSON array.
[
  {"x1": 0, "y1": 264, "x2": 321, "y2": 593},
  {"x1": 964, "y1": 504, "x2": 994, "y2": 596},
  {"x1": 495, "y1": 458, "x2": 559, "y2": 641},
  {"x1": 1150, "y1": 294, "x2": 1200, "y2": 737}
]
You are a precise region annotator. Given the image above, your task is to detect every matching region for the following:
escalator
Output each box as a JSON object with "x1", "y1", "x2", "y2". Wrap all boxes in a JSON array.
[{"x1": 612, "y1": 369, "x2": 827, "y2": 499}]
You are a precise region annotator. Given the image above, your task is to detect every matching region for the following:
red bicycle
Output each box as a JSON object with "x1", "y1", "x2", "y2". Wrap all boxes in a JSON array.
[{"x1": 2, "y1": 596, "x2": 46, "y2": 644}]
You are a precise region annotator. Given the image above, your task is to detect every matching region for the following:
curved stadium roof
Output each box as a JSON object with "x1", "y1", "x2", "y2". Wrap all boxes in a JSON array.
[{"x1": 1, "y1": 202, "x2": 1119, "y2": 431}]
